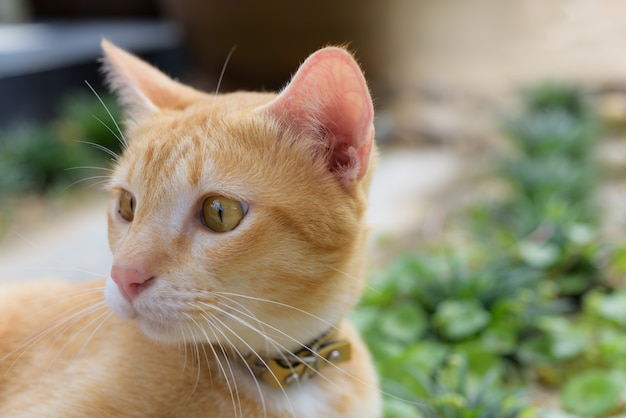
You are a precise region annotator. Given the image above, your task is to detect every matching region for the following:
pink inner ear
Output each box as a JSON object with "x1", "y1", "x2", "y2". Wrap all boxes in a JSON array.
[{"x1": 262, "y1": 48, "x2": 374, "y2": 185}]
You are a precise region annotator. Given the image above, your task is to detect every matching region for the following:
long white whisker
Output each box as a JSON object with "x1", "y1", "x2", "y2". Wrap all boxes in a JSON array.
[
  {"x1": 69, "y1": 308, "x2": 113, "y2": 364},
  {"x1": 85, "y1": 80, "x2": 127, "y2": 148},
  {"x1": 44, "y1": 302, "x2": 110, "y2": 370},
  {"x1": 62, "y1": 175, "x2": 111, "y2": 192},
  {"x1": 199, "y1": 318, "x2": 241, "y2": 418},
  {"x1": 215, "y1": 45, "x2": 237, "y2": 96},
  {"x1": 217, "y1": 299, "x2": 423, "y2": 408},
  {"x1": 76, "y1": 140, "x2": 120, "y2": 161},
  {"x1": 205, "y1": 315, "x2": 244, "y2": 418},
  {"x1": 324, "y1": 264, "x2": 383, "y2": 295},
  {"x1": 180, "y1": 320, "x2": 202, "y2": 403},
  {"x1": 195, "y1": 301, "x2": 305, "y2": 411},
  {"x1": 184, "y1": 313, "x2": 241, "y2": 417},
  {"x1": 206, "y1": 300, "x2": 357, "y2": 392},
  {"x1": 2, "y1": 299, "x2": 107, "y2": 375},
  {"x1": 92, "y1": 114, "x2": 123, "y2": 146},
  {"x1": 201, "y1": 311, "x2": 269, "y2": 418},
  {"x1": 210, "y1": 291, "x2": 337, "y2": 332},
  {"x1": 65, "y1": 166, "x2": 114, "y2": 172},
  {"x1": 204, "y1": 294, "x2": 270, "y2": 353}
]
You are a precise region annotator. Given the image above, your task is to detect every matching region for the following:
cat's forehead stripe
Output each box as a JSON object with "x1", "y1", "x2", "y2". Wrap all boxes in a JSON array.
[{"x1": 127, "y1": 131, "x2": 206, "y2": 192}]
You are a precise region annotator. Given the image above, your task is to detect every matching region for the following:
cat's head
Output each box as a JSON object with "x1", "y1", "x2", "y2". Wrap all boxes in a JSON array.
[{"x1": 101, "y1": 40, "x2": 375, "y2": 355}]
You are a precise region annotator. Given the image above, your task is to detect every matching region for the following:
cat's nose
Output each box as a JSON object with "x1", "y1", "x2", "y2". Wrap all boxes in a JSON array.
[{"x1": 110, "y1": 265, "x2": 155, "y2": 301}]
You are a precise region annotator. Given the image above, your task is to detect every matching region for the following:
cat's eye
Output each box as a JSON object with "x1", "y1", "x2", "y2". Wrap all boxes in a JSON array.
[
  {"x1": 118, "y1": 190, "x2": 136, "y2": 222},
  {"x1": 201, "y1": 196, "x2": 248, "y2": 232}
]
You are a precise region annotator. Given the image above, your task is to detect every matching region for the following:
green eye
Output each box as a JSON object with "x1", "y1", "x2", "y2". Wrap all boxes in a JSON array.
[
  {"x1": 118, "y1": 190, "x2": 136, "y2": 222},
  {"x1": 202, "y1": 196, "x2": 247, "y2": 232}
]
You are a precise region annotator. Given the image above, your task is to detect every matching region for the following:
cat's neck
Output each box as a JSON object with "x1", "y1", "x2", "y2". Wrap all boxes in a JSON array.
[{"x1": 239, "y1": 327, "x2": 351, "y2": 389}]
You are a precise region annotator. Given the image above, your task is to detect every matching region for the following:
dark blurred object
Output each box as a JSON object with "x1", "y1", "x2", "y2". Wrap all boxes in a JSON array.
[
  {"x1": 29, "y1": 0, "x2": 160, "y2": 18},
  {"x1": 160, "y1": 0, "x2": 388, "y2": 91},
  {"x1": 0, "y1": 21, "x2": 186, "y2": 128}
]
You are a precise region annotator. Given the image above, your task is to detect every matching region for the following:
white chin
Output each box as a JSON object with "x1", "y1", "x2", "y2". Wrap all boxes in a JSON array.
[
  {"x1": 136, "y1": 319, "x2": 183, "y2": 343},
  {"x1": 104, "y1": 277, "x2": 138, "y2": 320}
]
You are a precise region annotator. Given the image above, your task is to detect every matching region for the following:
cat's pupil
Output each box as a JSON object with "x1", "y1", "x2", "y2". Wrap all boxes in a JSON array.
[{"x1": 212, "y1": 200, "x2": 224, "y2": 222}]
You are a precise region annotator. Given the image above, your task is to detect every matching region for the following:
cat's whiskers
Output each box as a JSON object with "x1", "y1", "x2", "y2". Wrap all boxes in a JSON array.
[
  {"x1": 76, "y1": 140, "x2": 121, "y2": 161},
  {"x1": 91, "y1": 114, "x2": 125, "y2": 149},
  {"x1": 40, "y1": 300, "x2": 109, "y2": 360},
  {"x1": 194, "y1": 301, "x2": 283, "y2": 360},
  {"x1": 182, "y1": 313, "x2": 235, "y2": 414},
  {"x1": 214, "y1": 300, "x2": 424, "y2": 409},
  {"x1": 209, "y1": 299, "x2": 372, "y2": 395},
  {"x1": 10, "y1": 286, "x2": 105, "y2": 306},
  {"x1": 215, "y1": 46, "x2": 237, "y2": 97},
  {"x1": 66, "y1": 166, "x2": 114, "y2": 173},
  {"x1": 85, "y1": 80, "x2": 128, "y2": 149},
  {"x1": 206, "y1": 312, "x2": 262, "y2": 418},
  {"x1": 195, "y1": 299, "x2": 318, "y2": 391},
  {"x1": 201, "y1": 45, "x2": 237, "y2": 148},
  {"x1": 46, "y1": 304, "x2": 111, "y2": 373},
  {"x1": 192, "y1": 314, "x2": 243, "y2": 418},
  {"x1": 210, "y1": 291, "x2": 338, "y2": 333},
  {"x1": 196, "y1": 292, "x2": 270, "y2": 350},
  {"x1": 178, "y1": 318, "x2": 203, "y2": 404},
  {"x1": 64, "y1": 165, "x2": 114, "y2": 190},
  {"x1": 177, "y1": 322, "x2": 190, "y2": 373},
  {"x1": 194, "y1": 294, "x2": 352, "y2": 389},
  {"x1": 215, "y1": 304, "x2": 333, "y2": 376},
  {"x1": 8, "y1": 294, "x2": 105, "y2": 351},
  {"x1": 200, "y1": 311, "x2": 273, "y2": 418},
  {"x1": 2, "y1": 296, "x2": 107, "y2": 375},
  {"x1": 324, "y1": 264, "x2": 384, "y2": 296},
  {"x1": 62, "y1": 175, "x2": 112, "y2": 192}
]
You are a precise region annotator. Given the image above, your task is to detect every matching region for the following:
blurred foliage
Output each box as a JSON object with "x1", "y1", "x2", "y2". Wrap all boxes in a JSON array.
[
  {"x1": 0, "y1": 92, "x2": 122, "y2": 196},
  {"x1": 355, "y1": 82, "x2": 626, "y2": 417}
]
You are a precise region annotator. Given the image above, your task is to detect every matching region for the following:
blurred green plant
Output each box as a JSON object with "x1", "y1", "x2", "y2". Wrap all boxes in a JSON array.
[
  {"x1": 356, "y1": 82, "x2": 626, "y2": 417},
  {"x1": 0, "y1": 92, "x2": 122, "y2": 196}
]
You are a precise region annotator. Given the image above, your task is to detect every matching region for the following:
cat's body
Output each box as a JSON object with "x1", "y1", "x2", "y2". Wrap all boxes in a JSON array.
[{"x1": 0, "y1": 41, "x2": 380, "y2": 417}]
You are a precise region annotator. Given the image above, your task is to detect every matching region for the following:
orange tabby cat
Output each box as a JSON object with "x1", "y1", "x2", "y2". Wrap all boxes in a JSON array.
[{"x1": 0, "y1": 40, "x2": 380, "y2": 417}]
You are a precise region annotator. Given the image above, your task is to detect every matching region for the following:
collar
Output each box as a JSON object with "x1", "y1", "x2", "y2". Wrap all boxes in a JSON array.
[{"x1": 242, "y1": 328, "x2": 351, "y2": 389}]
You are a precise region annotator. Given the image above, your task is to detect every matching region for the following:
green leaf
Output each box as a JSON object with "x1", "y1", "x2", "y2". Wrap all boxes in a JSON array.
[
  {"x1": 560, "y1": 370, "x2": 621, "y2": 417},
  {"x1": 480, "y1": 318, "x2": 519, "y2": 354},
  {"x1": 518, "y1": 241, "x2": 560, "y2": 269},
  {"x1": 453, "y1": 340, "x2": 503, "y2": 378},
  {"x1": 567, "y1": 223, "x2": 594, "y2": 245},
  {"x1": 596, "y1": 291, "x2": 626, "y2": 327},
  {"x1": 433, "y1": 300, "x2": 491, "y2": 341},
  {"x1": 394, "y1": 341, "x2": 449, "y2": 375},
  {"x1": 379, "y1": 302, "x2": 427, "y2": 343},
  {"x1": 383, "y1": 398, "x2": 423, "y2": 418},
  {"x1": 534, "y1": 410, "x2": 581, "y2": 418}
]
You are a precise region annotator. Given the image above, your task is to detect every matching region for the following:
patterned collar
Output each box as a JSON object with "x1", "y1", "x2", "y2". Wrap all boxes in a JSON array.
[{"x1": 242, "y1": 328, "x2": 351, "y2": 389}]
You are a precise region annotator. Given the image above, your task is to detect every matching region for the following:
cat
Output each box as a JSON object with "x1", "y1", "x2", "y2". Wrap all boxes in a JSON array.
[{"x1": 0, "y1": 40, "x2": 381, "y2": 417}]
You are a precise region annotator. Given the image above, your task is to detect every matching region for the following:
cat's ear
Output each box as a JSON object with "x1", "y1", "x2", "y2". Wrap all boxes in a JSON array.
[
  {"x1": 259, "y1": 47, "x2": 375, "y2": 187},
  {"x1": 101, "y1": 39, "x2": 203, "y2": 119}
]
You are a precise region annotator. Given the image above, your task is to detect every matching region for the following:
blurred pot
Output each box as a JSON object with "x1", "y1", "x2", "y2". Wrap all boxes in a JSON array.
[
  {"x1": 29, "y1": 0, "x2": 159, "y2": 18},
  {"x1": 160, "y1": 0, "x2": 388, "y2": 91}
]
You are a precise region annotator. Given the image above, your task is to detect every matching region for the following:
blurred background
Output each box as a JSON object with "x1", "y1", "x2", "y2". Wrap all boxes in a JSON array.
[{"x1": 3, "y1": 1, "x2": 626, "y2": 416}]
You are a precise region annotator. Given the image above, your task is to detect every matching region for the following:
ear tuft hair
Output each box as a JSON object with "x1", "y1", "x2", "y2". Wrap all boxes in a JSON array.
[{"x1": 101, "y1": 39, "x2": 204, "y2": 120}]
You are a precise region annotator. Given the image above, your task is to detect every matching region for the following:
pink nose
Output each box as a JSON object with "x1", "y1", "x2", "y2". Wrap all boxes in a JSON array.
[{"x1": 110, "y1": 265, "x2": 155, "y2": 301}]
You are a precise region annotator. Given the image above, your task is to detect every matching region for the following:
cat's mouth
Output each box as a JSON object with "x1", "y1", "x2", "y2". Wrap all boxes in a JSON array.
[{"x1": 104, "y1": 276, "x2": 202, "y2": 342}]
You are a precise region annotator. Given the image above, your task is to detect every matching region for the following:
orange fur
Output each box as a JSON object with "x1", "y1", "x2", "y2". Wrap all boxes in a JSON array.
[{"x1": 0, "y1": 41, "x2": 380, "y2": 417}]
